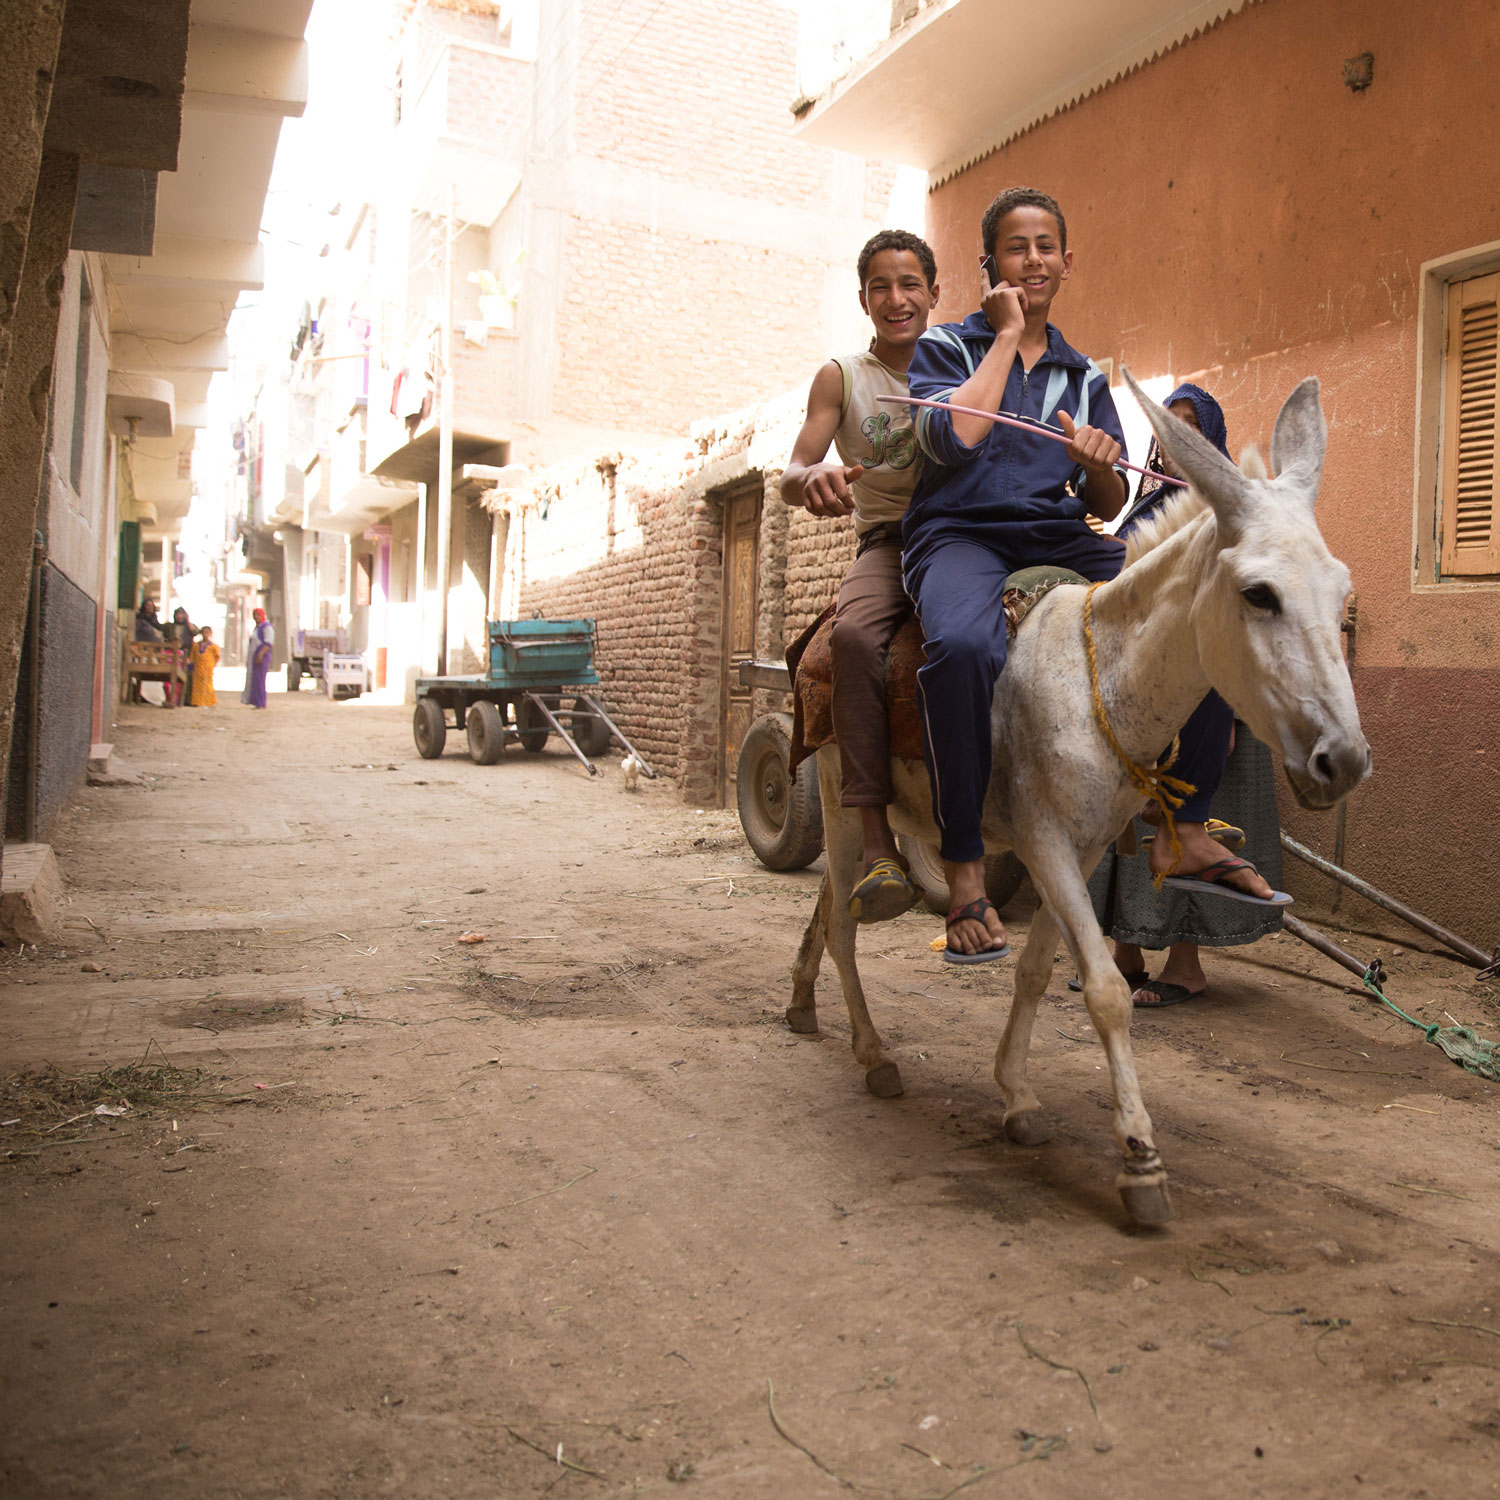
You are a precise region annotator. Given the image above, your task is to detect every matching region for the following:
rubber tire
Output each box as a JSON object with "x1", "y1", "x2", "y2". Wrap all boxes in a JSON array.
[
  {"x1": 517, "y1": 697, "x2": 550, "y2": 753},
  {"x1": 572, "y1": 696, "x2": 612, "y2": 758},
  {"x1": 413, "y1": 698, "x2": 446, "y2": 759},
  {"x1": 736, "y1": 713, "x2": 823, "y2": 871},
  {"x1": 286, "y1": 662, "x2": 301, "y2": 693},
  {"x1": 467, "y1": 700, "x2": 505, "y2": 764},
  {"x1": 896, "y1": 835, "x2": 1028, "y2": 916}
]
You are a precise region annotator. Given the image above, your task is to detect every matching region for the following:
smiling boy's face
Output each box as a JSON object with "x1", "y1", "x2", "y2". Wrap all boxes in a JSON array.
[
  {"x1": 989, "y1": 204, "x2": 1072, "y2": 314},
  {"x1": 859, "y1": 248, "x2": 938, "y2": 352}
]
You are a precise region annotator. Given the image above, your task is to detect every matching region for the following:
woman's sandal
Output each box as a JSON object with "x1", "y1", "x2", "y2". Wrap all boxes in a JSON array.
[
  {"x1": 943, "y1": 898, "x2": 1011, "y2": 964},
  {"x1": 848, "y1": 856, "x2": 920, "y2": 924},
  {"x1": 1133, "y1": 978, "x2": 1206, "y2": 1008}
]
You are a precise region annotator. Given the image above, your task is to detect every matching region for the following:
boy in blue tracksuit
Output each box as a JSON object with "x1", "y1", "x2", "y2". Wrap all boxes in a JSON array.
[
  {"x1": 903, "y1": 187, "x2": 1130, "y2": 961},
  {"x1": 906, "y1": 187, "x2": 1274, "y2": 963}
]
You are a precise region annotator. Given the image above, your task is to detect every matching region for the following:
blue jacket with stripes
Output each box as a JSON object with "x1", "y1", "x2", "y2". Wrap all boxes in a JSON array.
[{"x1": 902, "y1": 312, "x2": 1126, "y2": 541}]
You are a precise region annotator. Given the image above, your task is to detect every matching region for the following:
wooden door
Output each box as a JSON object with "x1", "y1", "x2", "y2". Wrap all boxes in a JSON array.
[{"x1": 719, "y1": 480, "x2": 762, "y2": 806}]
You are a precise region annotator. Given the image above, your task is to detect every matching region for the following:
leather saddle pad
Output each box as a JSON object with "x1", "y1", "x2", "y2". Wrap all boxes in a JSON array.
[{"x1": 787, "y1": 565, "x2": 1085, "y2": 775}]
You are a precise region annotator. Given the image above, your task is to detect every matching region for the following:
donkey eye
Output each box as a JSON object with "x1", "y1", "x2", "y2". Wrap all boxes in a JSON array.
[{"x1": 1241, "y1": 583, "x2": 1281, "y2": 614}]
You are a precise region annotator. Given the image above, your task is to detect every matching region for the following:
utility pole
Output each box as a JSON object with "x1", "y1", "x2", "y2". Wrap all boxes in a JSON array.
[{"x1": 435, "y1": 181, "x2": 456, "y2": 673}]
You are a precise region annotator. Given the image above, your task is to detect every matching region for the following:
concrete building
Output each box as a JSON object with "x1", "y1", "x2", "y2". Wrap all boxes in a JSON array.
[
  {"x1": 239, "y1": 0, "x2": 913, "y2": 701},
  {"x1": 785, "y1": 0, "x2": 1500, "y2": 938},
  {"x1": 1, "y1": 0, "x2": 312, "y2": 940}
]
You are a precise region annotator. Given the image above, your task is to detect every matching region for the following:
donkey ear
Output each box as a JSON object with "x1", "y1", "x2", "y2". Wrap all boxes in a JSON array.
[
  {"x1": 1121, "y1": 367, "x2": 1253, "y2": 537},
  {"x1": 1269, "y1": 377, "x2": 1326, "y2": 506}
]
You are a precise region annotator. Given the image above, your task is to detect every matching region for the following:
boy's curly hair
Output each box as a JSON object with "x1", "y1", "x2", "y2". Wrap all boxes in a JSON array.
[
  {"x1": 857, "y1": 229, "x2": 937, "y2": 289},
  {"x1": 981, "y1": 187, "x2": 1067, "y2": 258}
]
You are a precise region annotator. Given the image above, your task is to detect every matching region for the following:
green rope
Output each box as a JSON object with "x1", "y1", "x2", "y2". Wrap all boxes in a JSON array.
[{"x1": 1362, "y1": 972, "x2": 1500, "y2": 1084}]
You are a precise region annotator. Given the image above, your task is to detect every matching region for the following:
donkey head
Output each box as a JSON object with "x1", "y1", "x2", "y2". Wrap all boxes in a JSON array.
[{"x1": 1122, "y1": 370, "x2": 1371, "y2": 809}]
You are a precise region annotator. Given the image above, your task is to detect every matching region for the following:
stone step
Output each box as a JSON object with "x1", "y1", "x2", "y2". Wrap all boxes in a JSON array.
[
  {"x1": 0, "y1": 842, "x2": 63, "y2": 946},
  {"x1": 88, "y1": 742, "x2": 112, "y2": 774}
]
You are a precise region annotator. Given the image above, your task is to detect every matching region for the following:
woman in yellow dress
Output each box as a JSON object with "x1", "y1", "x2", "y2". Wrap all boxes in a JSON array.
[{"x1": 188, "y1": 627, "x2": 220, "y2": 706}]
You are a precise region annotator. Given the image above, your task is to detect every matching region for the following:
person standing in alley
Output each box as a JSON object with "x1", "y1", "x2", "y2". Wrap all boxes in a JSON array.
[
  {"x1": 188, "y1": 626, "x2": 221, "y2": 707},
  {"x1": 168, "y1": 606, "x2": 196, "y2": 706},
  {"x1": 243, "y1": 608, "x2": 273, "y2": 709}
]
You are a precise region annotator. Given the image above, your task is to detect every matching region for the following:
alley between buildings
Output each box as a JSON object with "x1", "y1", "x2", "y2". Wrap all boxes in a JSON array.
[{"x1": 3, "y1": 691, "x2": 1500, "y2": 1498}]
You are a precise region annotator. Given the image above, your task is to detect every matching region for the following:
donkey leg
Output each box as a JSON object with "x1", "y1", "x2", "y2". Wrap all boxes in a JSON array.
[
  {"x1": 993, "y1": 902, "x2": 1061, "y2": 1146},
  {"x1": 819, "y1": 759, "x2": 902, "y2": 1098},
  {"x1": 786, "y1": 875, "x2": 829, "y2": 1035},
  {"x1": 1028, "y1": 848, "x2": 1172, "y2": 1225}
]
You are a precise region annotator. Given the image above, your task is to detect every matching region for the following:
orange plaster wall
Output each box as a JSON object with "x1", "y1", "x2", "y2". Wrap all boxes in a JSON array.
[{"x1": 924, "y1": 0, "x2": 1500, "y2": 940}]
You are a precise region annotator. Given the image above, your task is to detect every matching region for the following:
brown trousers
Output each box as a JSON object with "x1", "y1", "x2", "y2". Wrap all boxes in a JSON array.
[{"x1": 830, "y1": 532, "x2": 912, "y2": 806}]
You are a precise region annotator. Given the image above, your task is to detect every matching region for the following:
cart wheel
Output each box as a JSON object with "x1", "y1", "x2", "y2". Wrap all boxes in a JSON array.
[
  {"x1": 413, "y1": 698, "x2": 446, "y2": 759},
  {"x1": 896, "y1": 835, "x2": 1028, "y2": 916},
  {"x1": 517, "y1": 696, "x2": 551, "y2": 753},
  {"x1": 287, "y1": 662, "x2": 302, "y2": 693},
  {"x1": 571, "y1": 696, "x2": 611, "y2": 757},
  {"x1": 467, "y1": 700, "x2": 506, "y2": 764},
  {"x1": 736, "y1": 713, "x2": 823, "y2": 871}
]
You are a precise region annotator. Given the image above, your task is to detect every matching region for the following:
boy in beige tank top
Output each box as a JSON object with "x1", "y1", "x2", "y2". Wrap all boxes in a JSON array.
[{"x1": 781, "y1": 230, "x2": 940, "y2": 922}]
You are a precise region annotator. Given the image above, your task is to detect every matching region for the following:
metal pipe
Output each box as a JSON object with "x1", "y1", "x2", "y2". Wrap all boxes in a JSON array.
[
  {"x1": 1282, "y1": 912, "x2": 1385, "y2": 989},
  {"x1": 522, "y1": 692, "x2": 599, "y2": 777},
  {"x1": 1280, "y1": 832, "x2": 1495, "y2": 969},
  {"x1": 577, "y1": 692, "x2": 657, "y2": 777}
]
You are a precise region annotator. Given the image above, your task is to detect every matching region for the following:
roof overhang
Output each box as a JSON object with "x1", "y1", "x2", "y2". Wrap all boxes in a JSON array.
[
  {"x1": 371, "y1": 427, "x2": 511, "y2": 487},
  {"x1": 318, "y1": 475, "x2": 422, "y2": 535},
  {"x1": 100, "y1": 2, "x2": 313, "y2": 461},
  {"x1": 796, "y1": 0, "x2": 1252, "y2": 185},
  {"x1": 106, "y1": 372, "x2": 176, "y2": 438}
]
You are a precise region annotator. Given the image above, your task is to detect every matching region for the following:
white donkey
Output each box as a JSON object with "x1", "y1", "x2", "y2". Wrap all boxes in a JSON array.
[{"x1": 788, "y1": 373, "x2": 1370, "y2": 1225}]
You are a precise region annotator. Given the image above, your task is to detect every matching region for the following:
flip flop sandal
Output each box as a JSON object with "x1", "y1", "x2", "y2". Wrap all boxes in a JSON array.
[
  {"x1": 848, "y1": 856, "x2": 920, "y2": 924},
  {"x1": 1068, "y1": 969, "x2": 1148, "y2": 993},
  {"x1": 1132, "y1": 979, "x2": 1205, "y2": 1008},
  {"x1": 1140, "y1": 819, "x2": 1246, "y2": 853},
  {"x1": 1162, "y1": 856, "x2": 1293, "y2": 907},
  {"x1": 943, "y1": 898, "x2": 1011, "y2": 964}
]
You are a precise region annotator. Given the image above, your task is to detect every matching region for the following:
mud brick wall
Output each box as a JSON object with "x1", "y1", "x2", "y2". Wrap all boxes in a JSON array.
[
  {"x1": 784, "y1": 509, "x2": 857, "y2": 644},
  {"x1": 505, "y1": 388, "x2": 878, "y2": 798},
  {"x1": 553, "y1": 225, "x2": 836, "y2": 437},
  {"x1": 516, "y1": 445, "x2": 697, "y2": 784},
  {"x1": 548, "y1": 0, "x2": 902, "y2": 440}
]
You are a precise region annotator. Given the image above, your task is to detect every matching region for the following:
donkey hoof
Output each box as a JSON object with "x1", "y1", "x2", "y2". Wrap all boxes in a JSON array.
[
  {"x1": 1003, "y1": 1109, "x2": 1053, "y2": 1147},
  {"x1": 1118, "y1": 1172, "x2": 1175, "y2": 1226},
  {"x1": 785, "y1": 1005, "x2": 819, "y2": 1035},
  {"x1": 865, "y1": 1061, "x2": 904, "y2": 1098}
]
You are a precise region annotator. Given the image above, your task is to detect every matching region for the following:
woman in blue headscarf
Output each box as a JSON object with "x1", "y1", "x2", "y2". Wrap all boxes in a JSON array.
[
  {"x1": 1082, "y1": 383, "x2": 1286, "y2": 1008},
  {"x1": 1116, "y1": 382, "x2": 1230, "y2": 535}
]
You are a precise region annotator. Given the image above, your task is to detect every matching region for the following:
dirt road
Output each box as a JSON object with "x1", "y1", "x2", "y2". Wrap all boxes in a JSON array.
[{"x1": 3, "y1": 690, "x2": 1499, "y2": 1498}]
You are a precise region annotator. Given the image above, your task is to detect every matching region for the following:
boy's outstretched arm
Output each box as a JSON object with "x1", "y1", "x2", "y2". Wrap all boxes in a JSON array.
[{"x1": 782, "y1": 360, "x2": 863, "y2": 519}]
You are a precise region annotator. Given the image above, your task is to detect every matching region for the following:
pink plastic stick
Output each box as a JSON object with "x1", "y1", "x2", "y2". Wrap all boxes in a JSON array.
[{"x1": 875, "y1": 392, "x2": 1187, "y2": 488}]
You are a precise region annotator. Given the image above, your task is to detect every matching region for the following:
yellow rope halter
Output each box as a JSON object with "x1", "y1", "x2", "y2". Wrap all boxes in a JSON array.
[{"x1": 1082, "y1": 582, "x2": 1197, "y2": 883}]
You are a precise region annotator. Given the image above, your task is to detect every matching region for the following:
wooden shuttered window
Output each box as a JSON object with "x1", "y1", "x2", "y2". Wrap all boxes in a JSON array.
[{"x1": 1441, "y1": 271, "x2": 1500, "y2": 576}]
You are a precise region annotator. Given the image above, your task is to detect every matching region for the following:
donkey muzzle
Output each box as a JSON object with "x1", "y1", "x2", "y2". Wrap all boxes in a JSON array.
[{"x1": 1286, "y1": 729, "x2": 1372, "y2": 809}]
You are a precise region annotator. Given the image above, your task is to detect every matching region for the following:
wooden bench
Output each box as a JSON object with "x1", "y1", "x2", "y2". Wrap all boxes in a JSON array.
[{"x1": 122, "y1": 640, "x2": 186, "y2": 705}]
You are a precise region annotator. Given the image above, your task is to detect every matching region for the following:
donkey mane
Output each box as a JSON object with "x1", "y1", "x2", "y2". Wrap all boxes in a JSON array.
[{"x1": 1120, "y1": 488, "x2": 1209, "y2": 567}]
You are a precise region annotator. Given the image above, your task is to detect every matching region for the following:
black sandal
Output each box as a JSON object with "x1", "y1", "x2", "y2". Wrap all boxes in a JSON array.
[
  {"x1": 943, "y1": 898, "x2": 1011, "y2": 965},
  {"x1": 1133, "y1": 978, "x2": 1205, "y2": 1008}
]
